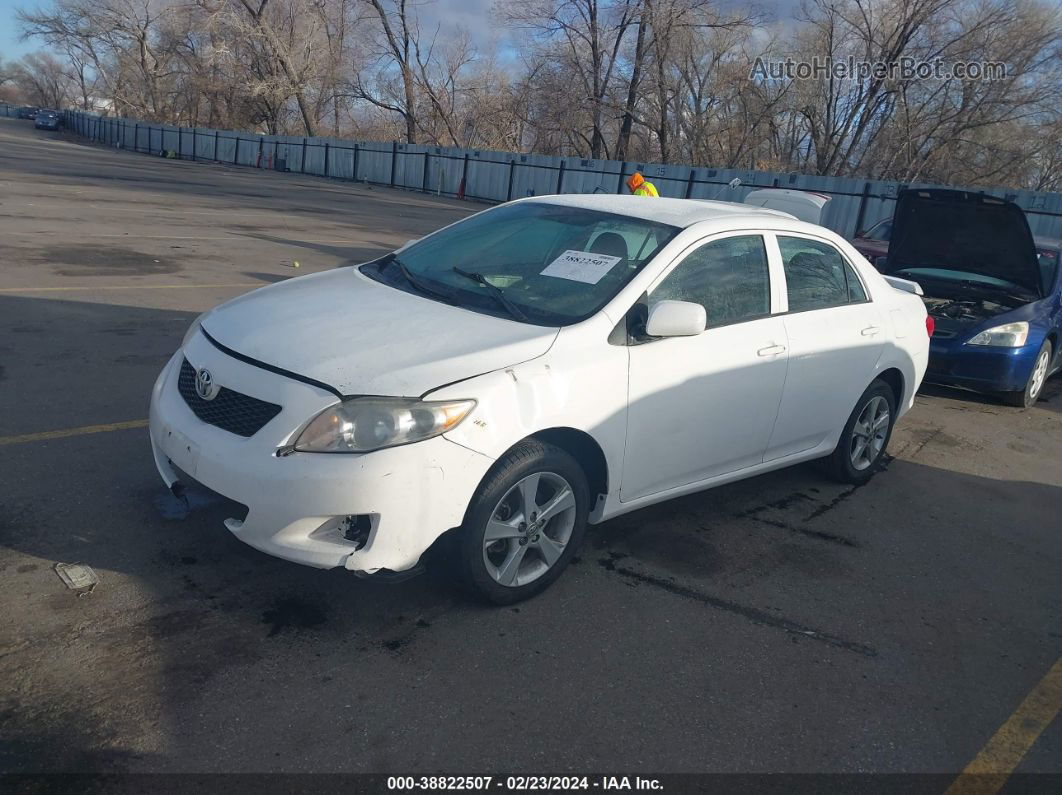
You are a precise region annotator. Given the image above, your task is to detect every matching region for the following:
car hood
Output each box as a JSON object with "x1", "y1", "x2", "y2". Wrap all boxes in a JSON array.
[
  {"x1": 200, "y1": 267, "x2": 559, "y2": 397},
  {"x1": 882, "y1": 188, "x2": 1043, "y2": 298}
]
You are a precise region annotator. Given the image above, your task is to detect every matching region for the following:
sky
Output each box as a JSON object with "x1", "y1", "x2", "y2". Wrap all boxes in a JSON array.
[
  {"x1": 1, "y1": 0, "x2": 502, "y2": 62},
  {"x1": 0, "y1": 0, "x2": 778, "y2": 64},
  {"x1": 1, "y1": 0, "x2": 33, "y2": 60}
]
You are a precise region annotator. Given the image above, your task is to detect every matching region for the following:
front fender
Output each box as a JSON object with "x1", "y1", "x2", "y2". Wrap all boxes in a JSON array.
[{"x1": 431, "y1": 321, "x2": 629, "y2": 505}]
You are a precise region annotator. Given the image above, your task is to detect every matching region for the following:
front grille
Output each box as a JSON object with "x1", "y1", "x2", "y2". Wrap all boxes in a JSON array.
[{"x1": 177, "y1": 358, "x2": 282, "y2": 437}]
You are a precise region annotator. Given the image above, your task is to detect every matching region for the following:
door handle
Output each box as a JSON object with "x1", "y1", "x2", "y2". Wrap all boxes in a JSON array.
[
  {"x1": 861, "y1": 325, "x2": 881, "y2": 336},
  {"x1": 757, "y1": 344, "x2": 786, "y2": 357}
]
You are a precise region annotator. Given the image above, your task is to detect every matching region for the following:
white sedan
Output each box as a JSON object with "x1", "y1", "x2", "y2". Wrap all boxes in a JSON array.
[{"x1": 149, "y1": 194, "x2": 930, "y2": 603}]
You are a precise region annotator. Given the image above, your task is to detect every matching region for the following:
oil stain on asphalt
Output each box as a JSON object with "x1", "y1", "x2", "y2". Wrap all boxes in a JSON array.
[
  {"x1": 261, "y1": 597, "x2": 328, "y2": 637},
  {"x1": 40, "y1": 244, "x2": 181, "y2": 277}
]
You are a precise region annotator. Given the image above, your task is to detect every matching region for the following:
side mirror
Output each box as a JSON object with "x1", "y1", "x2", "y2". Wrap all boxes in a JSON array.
[{"x1": 645, "y1": 300, "x2": 706, "y2": 337}]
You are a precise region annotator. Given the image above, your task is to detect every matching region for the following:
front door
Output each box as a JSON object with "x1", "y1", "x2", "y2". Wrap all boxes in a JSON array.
[{"x1": 621, "y1": 234, "x2": 789, "y2": 501}]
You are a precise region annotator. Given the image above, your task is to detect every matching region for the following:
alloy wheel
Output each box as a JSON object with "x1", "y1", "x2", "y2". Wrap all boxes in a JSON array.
[
  {"x1": 850, "y1": 395, "x2": 890, "y2": 471},
  {"x1": 482, "y1": 471, "x2": 577, "y2": 587},
  {"x1": 1029, "y1": 349, "x2": 1049, "y2": 401}
]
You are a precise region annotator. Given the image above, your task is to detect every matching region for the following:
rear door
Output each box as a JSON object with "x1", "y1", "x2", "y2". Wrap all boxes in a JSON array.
[{"x1": 764, "y1": 233, "x2": 886, "y2": 461}]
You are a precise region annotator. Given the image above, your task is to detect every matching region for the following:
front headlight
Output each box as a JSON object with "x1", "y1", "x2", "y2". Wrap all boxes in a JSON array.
[
  {"x1": 967, "y1": 321, "x2": 1029, "y2": 347},
  {"x1": 293, "y1": 397, "x2": 476, "y2": 453}
]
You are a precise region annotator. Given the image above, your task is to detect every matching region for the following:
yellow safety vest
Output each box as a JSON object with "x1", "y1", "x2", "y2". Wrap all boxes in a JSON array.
[{"x1": 633, "y1": 181, "x2": 659, "y2": 197}]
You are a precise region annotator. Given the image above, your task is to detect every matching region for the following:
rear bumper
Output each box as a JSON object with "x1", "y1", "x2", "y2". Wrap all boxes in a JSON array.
[
  {"x1": 149, "y1": 338, "x2": 495, "y2": 573},
  {"x1": 925, "y1": 341, "x2": 1034, "y2": 393}
]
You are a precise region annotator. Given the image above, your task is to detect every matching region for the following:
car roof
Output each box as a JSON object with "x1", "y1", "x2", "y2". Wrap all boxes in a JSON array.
[{"x1": 519, "y1": 194, "x2": 796, "y2": 229}]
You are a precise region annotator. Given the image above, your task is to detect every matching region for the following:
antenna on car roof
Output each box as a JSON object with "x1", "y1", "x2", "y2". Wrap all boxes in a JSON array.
[{"x1": 712, "y1": 178, "x2": 742, "y2": 199}]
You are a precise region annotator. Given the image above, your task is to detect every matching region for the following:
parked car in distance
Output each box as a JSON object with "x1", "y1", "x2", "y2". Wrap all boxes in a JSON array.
[
  {"x1": 743, "y1": 188, "x2": 830, "y2": 224},
  {"x1": 877, "y1": 189, "x2": 1061, "y2": 407},
  {"x1": 34, "y1": 111, "x2": 60, "y2": 131},
  {"x1": 17, "y1": 106, "x2": 40, "y2": 120},
  {"x1": 150, "y1": 195, "x2": 930, "y2": 603},
  {"x1": 851, "y1": 217, "x2": 892, "y2": 263}
]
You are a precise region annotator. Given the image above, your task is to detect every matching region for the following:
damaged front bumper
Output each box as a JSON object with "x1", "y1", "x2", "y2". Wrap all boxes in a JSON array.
[{"x1": 149, "y1": 342, "x2": 494, "y2": 574}]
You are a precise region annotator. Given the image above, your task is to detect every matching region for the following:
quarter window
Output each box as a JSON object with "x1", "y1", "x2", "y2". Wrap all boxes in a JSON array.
[
  {"x1": 778, "y1": 236, "x2": 867, "y2": 311},
  {"x1": 651, "y1": 235, "x2": 771, "y2": 328}
]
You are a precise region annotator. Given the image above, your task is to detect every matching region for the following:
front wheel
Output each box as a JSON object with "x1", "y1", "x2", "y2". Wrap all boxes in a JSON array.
[
  {"x1": 456, "y1": 439, "x2": 589, "y2": 605},
  {"x1": 822, "y1": 380, "x2": 897, "y2": 485},
  {"x1": 1001, "y1": 340, "x2": 1052, "y2": 409}
]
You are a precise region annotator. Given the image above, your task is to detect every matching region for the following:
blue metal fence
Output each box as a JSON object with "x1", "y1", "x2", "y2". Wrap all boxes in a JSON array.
[{"x1": 6, "y1": 103, "x2": 1061, "y2": 240}]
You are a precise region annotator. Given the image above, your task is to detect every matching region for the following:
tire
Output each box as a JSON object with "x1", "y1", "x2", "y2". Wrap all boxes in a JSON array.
[
  {"x1": 1001, "y1": 340, "x2": 1052, "y2": 409},
  {"x1": 456, "y1": 439, "x2": 589, "y2": 605},
  {"x1": 822, "y1": 380, "x2": 897, "y2": 485}
]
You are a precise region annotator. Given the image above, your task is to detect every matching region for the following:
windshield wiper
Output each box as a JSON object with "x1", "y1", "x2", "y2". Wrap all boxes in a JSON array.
[
  {"x1": 451, "y1": 267, "x2": 530, "y2": 322},
  {"x1": 384, "y1": 254, "x2": 459, "y2": 305}
]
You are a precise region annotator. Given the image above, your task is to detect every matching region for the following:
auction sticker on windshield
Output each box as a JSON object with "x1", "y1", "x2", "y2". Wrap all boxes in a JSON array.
[{"x1": 540, "y1": 250, "x2": 622, "y2": 284}]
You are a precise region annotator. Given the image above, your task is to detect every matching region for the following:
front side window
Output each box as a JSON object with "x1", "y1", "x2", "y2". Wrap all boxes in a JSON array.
[
  {"x1": 779, "y1": 236, "x2": 866, "y2": 312},
  {"x1": 650, "y1": 235, "x2": 771, "y2": 328},
  {"x1": 362, "y1": 202, "x2": 679, "y2": 326}
]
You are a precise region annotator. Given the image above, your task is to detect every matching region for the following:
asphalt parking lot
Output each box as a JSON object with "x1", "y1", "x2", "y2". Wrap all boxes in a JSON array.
[{"x1": 1, "y1": 117, "x2": 1059, "y2": 779}]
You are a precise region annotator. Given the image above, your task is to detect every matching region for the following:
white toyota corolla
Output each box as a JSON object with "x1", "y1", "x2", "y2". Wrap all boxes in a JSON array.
[{"x1": 150, "y1": 194, "x2": 930, "y2": 603}]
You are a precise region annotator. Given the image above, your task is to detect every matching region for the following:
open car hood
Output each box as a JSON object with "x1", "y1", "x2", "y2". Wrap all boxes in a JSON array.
[{"x1": 882, "y1": 189, "x2": 1043, "y2": 298}]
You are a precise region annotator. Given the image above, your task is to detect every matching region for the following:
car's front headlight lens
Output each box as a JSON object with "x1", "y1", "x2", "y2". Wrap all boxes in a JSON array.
[
  {"x1": 967, "y1": 321, "x2": 1029, "y2": 347},
  {"x1": 293, "y1": 398, "x2": 476, "y2": 453}
]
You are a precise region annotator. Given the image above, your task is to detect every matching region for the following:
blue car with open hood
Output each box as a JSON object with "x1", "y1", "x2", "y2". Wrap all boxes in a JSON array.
[{"x1": 878, "y1": 189, "x2": 1060, "y2": 407}]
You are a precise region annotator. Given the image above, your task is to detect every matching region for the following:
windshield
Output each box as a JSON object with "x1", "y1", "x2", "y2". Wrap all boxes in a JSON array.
[
  {"x1": 362, "y1": 201, "x2": 680, "y2": 325},
  {"x1": 891, "y1": 267, "x2": 1031, "y2": 297},
  {"x1": 1038, "y1": 248, "x2": 1058, "y2": 292},
  {"x1": 863, "y1": 219, "x2": 891, "y2": 241}
]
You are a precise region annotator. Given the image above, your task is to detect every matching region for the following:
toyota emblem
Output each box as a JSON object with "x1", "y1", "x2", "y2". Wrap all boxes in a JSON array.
[{"x1": 195, "y1": 368, "x2": 219, "y2": 401}]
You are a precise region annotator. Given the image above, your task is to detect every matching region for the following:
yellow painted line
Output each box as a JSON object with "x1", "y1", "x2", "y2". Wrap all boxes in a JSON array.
[
  {"x1": 946, "y1": 658, "x2": 1062, "y2": 795},
  {"x1": 0, "y1": 283, "x2": 259, "y2": 293},
  {"x1": 0, "y1": 419, "x2": 149, "y2": 447}
]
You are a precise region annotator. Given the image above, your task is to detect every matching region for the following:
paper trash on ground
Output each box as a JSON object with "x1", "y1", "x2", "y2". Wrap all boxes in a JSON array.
[{"x1": 54, "y1": 562, "x2": 99, "y2": 593}]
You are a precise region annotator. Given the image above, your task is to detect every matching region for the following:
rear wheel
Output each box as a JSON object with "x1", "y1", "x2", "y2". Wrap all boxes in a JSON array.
[
  {"x1": 1001, "y1": 340, "x2": 1052, "y2": 409},
  {"x1": 456, "y1": 439, "x2": 589, "y2": 605},
  {"x1": 822, "y1": 380, "x2": 897, "y2": 485}
]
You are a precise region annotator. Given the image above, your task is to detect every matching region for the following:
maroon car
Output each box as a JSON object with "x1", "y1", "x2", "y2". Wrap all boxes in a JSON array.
[{"x1": 850, "y1": 217, "x2": 891, "y2": 265}]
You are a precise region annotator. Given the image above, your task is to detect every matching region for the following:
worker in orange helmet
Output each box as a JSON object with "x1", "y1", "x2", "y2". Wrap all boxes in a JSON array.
[{"x1": 626, "y1": 171, "x2": 659, "y2": 197}]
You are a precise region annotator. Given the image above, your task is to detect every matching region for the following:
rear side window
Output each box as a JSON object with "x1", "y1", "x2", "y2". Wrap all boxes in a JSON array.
[
  {"x1": 651, "y1": 235, "x2": 771, "y2": 327},
  {"x1": 844, "y1": 261, "x2": 868, "y2": 302},
  {"x1": 865, "y1": 219, "x2": 892, "y2": 241},
  {"x1": 778, "y1": 236, "x2": 867, "y2": 312}
]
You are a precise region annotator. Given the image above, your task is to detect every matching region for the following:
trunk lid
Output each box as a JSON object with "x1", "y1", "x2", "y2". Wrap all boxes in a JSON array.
[{"x1": 743, "y1": 189, "x2": 830, "y2": 224}]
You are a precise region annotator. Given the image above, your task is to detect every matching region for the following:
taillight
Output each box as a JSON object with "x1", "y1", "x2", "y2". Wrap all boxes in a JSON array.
[{"x1": 926, "y1": 315, "x2": 935, "y2": 337}]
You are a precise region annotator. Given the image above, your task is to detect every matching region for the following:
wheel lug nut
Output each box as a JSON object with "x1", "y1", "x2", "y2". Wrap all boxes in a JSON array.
[{"x1": 518, "y1": 522, "x2": 527, "y2": 531}]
